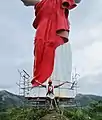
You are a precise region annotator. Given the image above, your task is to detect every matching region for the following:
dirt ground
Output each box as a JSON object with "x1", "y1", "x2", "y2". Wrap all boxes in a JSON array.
[{"x1": 40, "y1": 110, "x2": 69, "y2": 120}]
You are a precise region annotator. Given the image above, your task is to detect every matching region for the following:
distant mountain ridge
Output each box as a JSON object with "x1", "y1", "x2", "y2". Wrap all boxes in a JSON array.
[
  {"x1": 0, "y1": 90, "x2": 102, "y2": 109},
  {"x1": 0, "y1": 90, "x2": 24, "y2": 110},
  {"x1": 74, "y1": 93, "x2": 102, "y2": 106}
]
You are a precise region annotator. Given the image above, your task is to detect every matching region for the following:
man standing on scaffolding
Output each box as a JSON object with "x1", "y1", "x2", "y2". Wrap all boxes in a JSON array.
[{"x1": 34, "y1": 79, "x2": 69, "y2": 109}]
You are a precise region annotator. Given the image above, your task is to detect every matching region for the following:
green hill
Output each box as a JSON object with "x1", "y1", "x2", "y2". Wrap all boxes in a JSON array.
[
  {"x1": 0, "y1": 90, "x2": 24, "y2": 110},
  {"x1": 0, "y1": 90, "x2": 102, "y2": 110},
  {"x1": 75, "y1": 94, "x2": 102, "y2": 106}
]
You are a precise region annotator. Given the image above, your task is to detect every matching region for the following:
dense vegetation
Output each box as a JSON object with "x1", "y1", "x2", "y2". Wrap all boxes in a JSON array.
[
  {"x1": 0, "y1": 101, "x2": 102, "y2": 120},
  {"x1": 64, "y1": 101, "x2": 102, "y2": 120}
]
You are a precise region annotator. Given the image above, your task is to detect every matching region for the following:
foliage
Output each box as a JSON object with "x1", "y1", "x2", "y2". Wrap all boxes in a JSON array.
[
  {"x1": 87, "y1": 101, "x2": 102, "y2": 120},
  {"x1": 8, "y1": 107, "x2": 49, "y2": 120},
  {"x1": 0, "y1": 101, "x2": 102, "y2": 120},
  {"x1": 63, "y1": 101, "x2": 102, "y2": 120},
  {"x1": 64, "y1": 108, "x2": 89, "y2": 120}
]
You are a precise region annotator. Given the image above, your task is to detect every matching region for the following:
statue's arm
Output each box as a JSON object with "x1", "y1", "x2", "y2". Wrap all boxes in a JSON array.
[{"x1": 21, "y1": 0, "x2": 40, "y2": 6}]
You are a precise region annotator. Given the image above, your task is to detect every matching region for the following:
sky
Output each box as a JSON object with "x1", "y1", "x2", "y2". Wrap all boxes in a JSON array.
[{"x1": 0, "y1": 0, "x2": 102, "y2": 96}]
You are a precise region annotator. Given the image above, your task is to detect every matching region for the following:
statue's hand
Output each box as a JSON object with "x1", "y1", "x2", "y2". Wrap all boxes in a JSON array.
[
  {"x1": 21, "y1": 0, "x2": 26, "y2": 3},
  {"x1": 21, "y1": 0, "x2": 39, "y2": 6},
  {"x1": 21, "y1": 0, "x2": 28, "y2": 6}
]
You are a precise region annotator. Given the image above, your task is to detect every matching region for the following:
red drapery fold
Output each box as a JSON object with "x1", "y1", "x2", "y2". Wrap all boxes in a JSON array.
[{"x1": 31, "y1": 0, "x2": 77, "y2": 86}]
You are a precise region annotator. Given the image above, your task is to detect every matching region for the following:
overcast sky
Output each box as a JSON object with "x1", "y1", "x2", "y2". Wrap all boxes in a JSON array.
[{"x1": 0, "y1": 0, "x2": 102, "y2": 96}]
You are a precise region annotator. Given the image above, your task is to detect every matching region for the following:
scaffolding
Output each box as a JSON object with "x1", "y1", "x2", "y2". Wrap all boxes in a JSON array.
[
  {"x1": 17, "y1": 68, "x2": 80, "y2": 108},
  {"x1": 17, "y1": 69, "x2": 31, "y2": 97}
]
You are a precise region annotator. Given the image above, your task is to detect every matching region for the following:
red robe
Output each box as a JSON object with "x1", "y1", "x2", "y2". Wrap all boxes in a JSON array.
[{"x1": 31, "y1": 0, "x2": 77, "y2": 86}]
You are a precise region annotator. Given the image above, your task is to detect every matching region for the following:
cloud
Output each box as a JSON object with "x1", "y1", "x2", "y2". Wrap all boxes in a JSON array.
[
  {"x1": 0, "y1": 0, "x2": 102, "y2": 96},
  {"x1": 70, "y1": 0, "x2": 102, "y2": 96},
  {"x1": 78, "y1": 72, "x2": 102, "y2": 96},
  {"x1": 0, "y1": 0, "x2": 35, "y2": 94},
  {"x1": 70, "y1": 0, "x2": 102, "y2": 50},
  {"x1": 73, "y1": 41, "x2": 102, "y2": 76}
]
